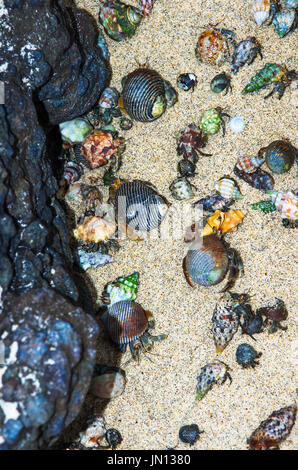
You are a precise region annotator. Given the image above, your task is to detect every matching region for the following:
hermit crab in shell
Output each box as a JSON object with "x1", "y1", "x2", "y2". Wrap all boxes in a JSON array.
[
  {"x1": 199, "y1": 107, "x2": 230, "y2": 137},
  {"x1": 242, "y1": 63, "x2": 297, "y2": 99},
  {"x1": 99, "y1": 0, "x2": 143, "y2": 41},
  {"x1": 195, "y1": 28, "x2": 236, "y2": 67},
  {"x1": 119, "y1": 66, "x2": 177, "y2": 122},
  {"x1": 231, "y1": 37, "x2": 262, "y2": 74},
  {"x1": 183, "y1": 233, "x2": 244, "y2": 292}
]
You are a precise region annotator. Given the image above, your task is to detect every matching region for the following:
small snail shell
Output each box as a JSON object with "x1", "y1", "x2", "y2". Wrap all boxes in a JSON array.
[
  {"x1": 121, "y1": 68, "x2": 167, "y2": 122},
  {"x1": 90, "y1": 366, "x2": 126, "y2": 399}
]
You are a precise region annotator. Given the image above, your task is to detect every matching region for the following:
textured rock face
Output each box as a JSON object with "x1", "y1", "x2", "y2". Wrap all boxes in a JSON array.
[
  {"x1": 0, "y1": 0, "x2": 108, "y2": 448},
  {"x1": 0, "y1": 289, "x2": 99, "y2": 450}
]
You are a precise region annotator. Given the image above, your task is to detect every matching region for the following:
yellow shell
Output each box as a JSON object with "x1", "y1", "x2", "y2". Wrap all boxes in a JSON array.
[
  {"x1": 73, "y1": 216, "x2": 116, "y2": 243},
  {"x1": 202, "y1": 210, "x2": 246, "y2": 236}
]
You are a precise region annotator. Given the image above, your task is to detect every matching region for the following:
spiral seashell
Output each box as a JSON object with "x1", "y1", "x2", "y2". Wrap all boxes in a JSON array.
[
  {"x1": 259, "y1": 140, "x2": 296, "y2": 174},
  {"x1": 73, "y1": 215, "x2": 116, "y2": 243},
  {"x1": 202, "y1": 210, "x2": 246, "y2": 237},
  {"x1": 90, "y1": 366, "x2": 126, "y2": 399},
  {"x1": 169, "y1": 177, "x2": 196, "y2": 201},
  {"x1": 234, "y1": 166, "x2": 275, "y2": 192},
  {"x1": 80, "y1": 131, "x2": 124, "y2": 169},
  {"x1": 214, "y1": 177, "x2": 242, "y2": 200},
  {"x1": 212, "y1": 294, "x2": 240, "y2": 353},
  {"x1": 199, "y1": 108, "x2": 222, "y2": 135},
  {"x1": 116, "y1": 180, "x2": 169, "y2": 237},
  {"x1": 103, "y1": 272, "x2": 139, "y2": 306},
  {"x1": 273, "y1": 10, "x2": 296, "y2": 38},
  {"x1": 251, "y1": 0, "x2": 271, "y2": 26},
  {"x1": 183, "y1": 234, "x2": 229, "y2": 287},
  {"x1": 268, "y1": 190, "x2": 298, "y2": 220},
  {"x1": 120, "y1": 68, "x2": 167, "y2": 122},
  {"x1": 62, "y1": 162, "x2": 84, "y2": 185},
  {"x1": 195, "y1": 30, "x2": 230, "y2": 66},
  {"x1": 102, "y1": 300, "x2": 148, "y2": 345},
  {"x1": 196, "y1": 360, "x2": 231, "y2": 401},
  {"x1": 138, "y1": 0, "x2": 156, "y2": 17},
  {"x1": 249, "y1": 404, "x2": 297, "y2": 450},
  {"x1": 99, "y1": 0, "x2": 143, "y2": 41},
  {"x1": 235, "y1": 155, "x2": 264, "y2": 173},
  {"x1": 210, "y1": 72, "x2": 232, "y2": 94},
  {"x1": 99, "y1": 87, "x2": 120, "y2": 109}
]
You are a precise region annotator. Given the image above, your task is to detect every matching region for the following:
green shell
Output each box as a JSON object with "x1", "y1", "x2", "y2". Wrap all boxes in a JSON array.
[
  {"x1": 199, "y1": 108, "x2": 221, "y2": 135},
  {"x1": 242, "y1": 64, "x2": 287, "y2": 94},
  {"x1": 104, "y1": 272, "x2": 139, "y2": 306},
  {"x1": 99, "y1": 0, "x2": 143, "y2": 41},
  {"x1": 251, "y1": 200, "x2": 277, "y2": 213},
  {"x1": 59, "y1": 118, "x2": 93, "y2": 145}
]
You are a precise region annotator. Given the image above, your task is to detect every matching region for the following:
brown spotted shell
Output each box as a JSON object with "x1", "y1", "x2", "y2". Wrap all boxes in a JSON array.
[
  {"x1": 80, "y1": 131, "x2": 123, "y2": 169},
  {"x1": 101, "y1": 300, "x2": 148, "y2": 345},
  {"x1": 195, "y1": 30, "x2": 229, "y2": 66},
  {"x1": 249, "y1": 404, "x2": 297, "y2": 450}
]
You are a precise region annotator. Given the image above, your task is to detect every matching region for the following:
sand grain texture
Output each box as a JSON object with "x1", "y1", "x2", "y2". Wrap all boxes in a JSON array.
[{"x1": 72, "y1": 0, "x2": 297, "y2": 450}]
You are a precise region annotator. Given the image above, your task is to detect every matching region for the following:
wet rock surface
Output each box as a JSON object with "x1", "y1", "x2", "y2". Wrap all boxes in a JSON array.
[
  {"x1": 0, "y1": 0, "x2": 109, "y2": 448},
  {"x1": 0, "y1": 289, "x2": 99, "y2": 450}
]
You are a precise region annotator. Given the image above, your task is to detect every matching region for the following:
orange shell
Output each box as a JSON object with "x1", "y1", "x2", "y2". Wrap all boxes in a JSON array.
[
  {"x1": 80, "y1": 131, "x2": 122, "y2": 169},
  {"x1": 196, "y1": 30, "x2": 227, "y2": 66},
  {"x1": 202, "y1": 210, "x2": 246, "y2": 236},
  {"x1": 73, "y1": 216, "x2": 116, "y2": 243}
]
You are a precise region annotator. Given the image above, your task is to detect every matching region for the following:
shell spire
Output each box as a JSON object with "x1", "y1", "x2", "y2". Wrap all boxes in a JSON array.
[
  {"x1": 235, "y1": 155, "x2": 265, "y2": 173},
  {"x1": 249, "y1": 404, "x2": 297, "y2": 449},
  {"x1": 103, "y1": 272, "x2": 140, "y2": 306},
  {"x1": 214, "y1": 177, "x2": 242, "y2": 200},
  {"x1": 267, "y1": 190, "x2": 298, "y2": 220},
  {"x1": 212, "y1": 294, "x2": 240, "y2": 353}
]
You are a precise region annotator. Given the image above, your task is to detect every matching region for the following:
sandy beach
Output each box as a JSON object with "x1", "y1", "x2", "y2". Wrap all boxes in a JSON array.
[{"x1": 67, "y1": 0, "x2": 297, "y2": 450}]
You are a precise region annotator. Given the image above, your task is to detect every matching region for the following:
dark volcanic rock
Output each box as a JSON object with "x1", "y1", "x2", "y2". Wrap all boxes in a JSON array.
[
  {"x1": 0, "y1": 0, "x2": 108, "y2": 449},
  {"x1": 0, "y1": 289, "x2": 99, "y2": 450}
]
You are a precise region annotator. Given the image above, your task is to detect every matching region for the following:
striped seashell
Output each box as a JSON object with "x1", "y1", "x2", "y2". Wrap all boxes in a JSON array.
[
  {"x1": 120, "y1": 68, "x2": 167, "y2": 122},
  {"x1": 273, "y1": 10, "x2": 296, "y2": 38},
  {"x1": 116, "y1": 180, "x2": 169, "y2": 236},
  {"x1": 101, "y1": 300, "x2": 148, "y2": 345},
  {"x1": 183, "y1": 234, "x2": 229, "y2": 287},
  {"x1": 214, "y1": 177, "x2": 242, "y2": 200},
  {"x1": 251, "y1": 0, "x2": 271, "y2": 26},
  {"x1": 212, "y1": 294, "x2": 240, "y2": 353},
  {"x1": 268, "y1": 190, "x2": 298, "y2": 220},
  {"x1": 62, "y1": 162, "x2": 84, "y2": 185},
  {"x1": 99, "y1": 87, "x2": 119, "y2": 109},
  {"x1": 235, "y1": 155, "x2": 264, "y2": 173},
  {"x1": 249, "y1": 404, "x2": 297, "y2": 450}
]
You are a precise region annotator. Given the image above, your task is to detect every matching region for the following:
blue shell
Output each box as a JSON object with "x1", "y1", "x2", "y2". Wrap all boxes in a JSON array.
[
  {"x1": 184, "y1": 235, "x2": 229, "y2": 287},
  {"x1": 273, "y1": 10, "x2": 296, "y2": 38}
]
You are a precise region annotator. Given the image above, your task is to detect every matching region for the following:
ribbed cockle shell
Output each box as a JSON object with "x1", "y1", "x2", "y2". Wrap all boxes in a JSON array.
[
  {"x1": 183, "y1": 234, "x2": 229, "y2": 287},
  {"x1": 249, "y1": 404, "x2": 297, "y2": 449},
  {"x1": 102, "y1": 300, "x2": 148, "y2": 345}
]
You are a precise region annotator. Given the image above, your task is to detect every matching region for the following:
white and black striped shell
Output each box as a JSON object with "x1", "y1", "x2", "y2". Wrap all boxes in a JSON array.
[
  {"x1": 183, "y1": 234, "x2": 229, "y2": 287},
  {"x1": 116, "y1": 181, "x2": 168, "y2": 233},
  {"x1": 101, "y1": 300, "x2": 148, "y2": 345},
  {"x1": 121, "y1": 68, "x2": 167, "y2": 122}
]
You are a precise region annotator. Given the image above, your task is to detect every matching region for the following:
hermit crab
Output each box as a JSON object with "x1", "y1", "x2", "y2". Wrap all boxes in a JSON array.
[
  {"x1": 101, "y1": 301, "x2": 167, "y2": 360},
  {"x1": 242, "y1": 63, "x2": 297, "y2": 99},
  {"x1": 236, "y1": 344, "x2": 262, "y2": 368},
  {"x1": 119, "y1": 67, "x2": 177, "y2": 122},
  {"x1": 183, "y1": 234, "x2": 244, "y2": 291},
  {"x1": 195, "y1": 28, "x2": 236, "y2": 67},
  {"x1": 231, "y1": 37, "x2": 262, "y2": 74},
  {"x1": 256, "y1": 298, "x2": 288, "y2": 333},
  {"x1": 258, "y1": 140, "x2": 296, "y2": 174},
  {"x1": 199, "y1": 107, "x2": 230, "y2": 137},
  {"x1": 196, "y1": 360, "x2": 232, "y2": 401},
  {"x1": 176, "y1": 123, "x2": 211, "y2": 161},
  {"x1": 99, "y1": 0, "x2": 143, "y2": 41},
  {"x1": 248, "y1": 404, "x2": 297, "y2": 450}
]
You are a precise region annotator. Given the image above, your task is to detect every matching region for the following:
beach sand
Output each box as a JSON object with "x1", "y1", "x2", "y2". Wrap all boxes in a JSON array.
[{"x1": 67, "y1": 0, "x2": 297, "y2": 450}]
